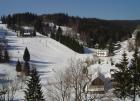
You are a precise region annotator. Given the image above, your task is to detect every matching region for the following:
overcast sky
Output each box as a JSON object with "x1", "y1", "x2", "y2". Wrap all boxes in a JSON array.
[{"x1": 0, "y1": 0, "x2": 140, "y2": 20}]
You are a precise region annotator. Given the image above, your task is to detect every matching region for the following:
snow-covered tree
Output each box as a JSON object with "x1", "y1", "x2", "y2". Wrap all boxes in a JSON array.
[{"x1": 46, "y1": 59, "x2": 90, "y2": 101}]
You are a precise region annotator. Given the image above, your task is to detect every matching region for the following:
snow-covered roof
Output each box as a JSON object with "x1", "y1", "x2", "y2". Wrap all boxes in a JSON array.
[
  {"x1": 23, "y1": 33, "x2": 31, "y2": 35},
  {"x1": 84, "y1": 72, "x2": 106, "y2": 93},
  {"x1": 21, "y1": 26, "x2": 34, "y2": 30},
  {"x1": 96, "y1": 49, "x2": 109, "y2": 52}
]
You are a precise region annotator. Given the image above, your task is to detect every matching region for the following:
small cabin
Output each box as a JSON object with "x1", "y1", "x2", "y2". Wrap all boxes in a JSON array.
[
  {"x1": 20, "y1": 26, "x2": 36, "y2": 37},
  {"x1": 85, "y1": 77, "x2": 105, "y2": 94},
  {"x1": 96, "y1": 49, "x2": 109, "y2": 57}
]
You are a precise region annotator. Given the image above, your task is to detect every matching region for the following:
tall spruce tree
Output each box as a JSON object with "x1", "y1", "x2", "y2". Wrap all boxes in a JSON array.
[
  {"x1": 113, "y1": 51, "x2": 131, "y2": 101},
  {"x1": 56, "y1": 27, "x2": 62, "y2": 42},
  {"x1": 23, "y1": 47, "x2": 30, "y2": 62},
  {"x1": 24, "y1": 68, "x2": 45, "y2": 101},
  {"x1": 129, "y1": 44, "x2": 140, "y2": 101},
  {"x1": 108, "y1": 41, "x2": 115, "y2": 56},
  {"x1": 4, "y1": 50, "x2": 9, "y2": 62}
]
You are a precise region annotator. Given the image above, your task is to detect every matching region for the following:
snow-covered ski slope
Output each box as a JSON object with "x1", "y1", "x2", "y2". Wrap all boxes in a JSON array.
[
  {"x1": 4, "y1": 24, "x2": 92, "y2": 82},
  {"x1": 7, "y1": 30, "x2": 74, "y2": 79},
  {"x1": 0, "y1": 24, "x2": 91, "y2": 100},
  {"x1": 0, "y1": 24, "x2": 137, "y2": 100}
]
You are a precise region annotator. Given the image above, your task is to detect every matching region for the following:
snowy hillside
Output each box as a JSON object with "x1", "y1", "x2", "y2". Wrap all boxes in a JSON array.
[
  {"x1": 0, "y1": 23, "x2": 137, "y2": 101},
  {"x1": 0, "y1": 24, "x2": 92, "y2": 100}
]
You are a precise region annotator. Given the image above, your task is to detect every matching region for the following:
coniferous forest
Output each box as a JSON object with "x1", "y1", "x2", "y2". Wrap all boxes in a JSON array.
[{"x1": 1, "y1": 12, "x2": 140, "y2": 51}]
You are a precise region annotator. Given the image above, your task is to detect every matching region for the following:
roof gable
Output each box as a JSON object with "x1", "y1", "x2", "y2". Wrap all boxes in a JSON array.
[{"x1": 91, "y1": 77, "x2": 104, "y2": 86}]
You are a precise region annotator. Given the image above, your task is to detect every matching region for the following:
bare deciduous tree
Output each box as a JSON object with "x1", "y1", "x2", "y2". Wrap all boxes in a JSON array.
[
  {"x1": 68, "y1": 59, "x2": 89, "y2": 101},
  {"x1": 46, "y1": 59, "x2": 92, "y2": 101},
  {"x1": 0, "y1": 74, "x2": 20, "y2": 101},
  {"x1": 46, "y1": 69, "x2": 72, "y2": 101}
]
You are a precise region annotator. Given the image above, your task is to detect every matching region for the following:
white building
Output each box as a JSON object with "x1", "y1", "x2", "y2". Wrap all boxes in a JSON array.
[
  {"x1": 20, "y1": 26, "x2": 35, "y2": 36},
  {"x1": 96, "y1": 49, "x2": 109, "y2": 57}
]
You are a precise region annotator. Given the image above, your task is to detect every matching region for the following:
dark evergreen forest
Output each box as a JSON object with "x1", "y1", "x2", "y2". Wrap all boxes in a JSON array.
[{"x1": 1, "y1": 12, "x2": 140, "y2": 50}]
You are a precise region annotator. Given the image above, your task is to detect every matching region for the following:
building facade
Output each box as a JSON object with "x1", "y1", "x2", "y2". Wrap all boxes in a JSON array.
[
  {"x1": 96, "y1": 49, "x2": 109, "y2": 57},
  {"x1": 20, "y1": 26, "x2": 36, "y2": 37}
]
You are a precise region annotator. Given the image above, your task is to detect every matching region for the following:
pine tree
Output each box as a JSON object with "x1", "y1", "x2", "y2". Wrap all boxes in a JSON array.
[
  {"x1": 113, "y1": 51, "x2": 131, "y2": 101},
  {"x1": 108, "y1": 41, "x2": 115, "y2": 56},
  {"x1": 32, "y1": 30, "x2": 36, "y2": 36},
  {"x1": 50, "y1": 31, "x2": 55, "y2": 39},
  {"x1": 136, "y1": 32, "x2": 140, "y2": 47},
  {"x1": 98, "y1": 59, "x2": 101, "y2": 64},
  {"x1": 16, "y1": 60, "x2": 22, "y2": 72},
  {"x1": 56, "y1": 27, "x2": 62, "y2": 42},
  {"x1": 23, "y1": 47, "x2": 30, "y2": 62},
  {"x1": 129, "y1": 44, "x2": 140, "y2": 101},
  {"x1": 4, "y1": 50, "x2": 9, "y2": 62},
  {"x1": 24, "y1": 68, "x2": 45, "y2": 101}
]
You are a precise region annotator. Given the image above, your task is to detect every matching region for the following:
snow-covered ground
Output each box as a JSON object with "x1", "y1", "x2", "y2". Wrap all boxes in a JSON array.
[
  {"x1": 0, "y1": 24, "x2": 93, "y2": 100},
  {"x1": 0, "y1": 24, "x2": 137, "y2": 100}
]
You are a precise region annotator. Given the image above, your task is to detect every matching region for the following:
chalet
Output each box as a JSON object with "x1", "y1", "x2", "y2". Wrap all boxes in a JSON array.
[
  {"x1": 20, "y1": 26, "x2": 36, "y2": 37},
  {"x1": 96, "y1": 49, "x2": 109, "y2": 57},
  {"x1": 85, "y1": 65, "x2": 106, "y2": 94},
  {"x1": 85, "y1": 76, "x2": 105, "y2": 94}
]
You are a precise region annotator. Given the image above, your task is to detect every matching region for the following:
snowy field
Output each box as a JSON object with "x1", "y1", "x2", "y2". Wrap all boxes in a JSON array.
[
  {"x1": 0, "y1": 24, "x2": 138, "y2": 100},
  {"x1": 0, "y1": 24, "x2": 93, "y2": 100}
]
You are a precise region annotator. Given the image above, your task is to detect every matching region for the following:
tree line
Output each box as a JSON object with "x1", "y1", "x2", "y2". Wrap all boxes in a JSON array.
[
  {"x1": 1, "y1": 13, "x2": 84, "y2": 53},
  {"x1": 51, "y1": 26, "x2": 84, "y2": 53},
  {"x1": 1, "y1": 12, "x2": 37, "y2": 30},
  {"x1": 1, "y1": 12, "x2": 140, "y2": 49},
  {"x1": 41, "y1": 13, "x2": 138, "y2": 48}
]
